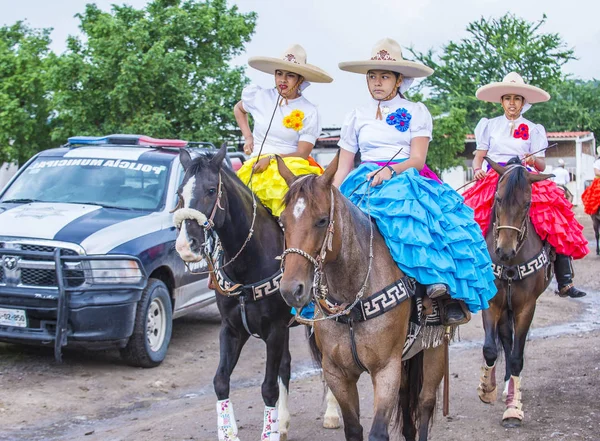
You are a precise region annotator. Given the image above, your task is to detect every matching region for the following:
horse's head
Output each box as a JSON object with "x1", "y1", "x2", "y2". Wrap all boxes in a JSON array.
[
  {"x1": 276, "y1": 153, "x2": 341, "y2": 309},
  {"x1": 174, "y1": 144, "x2": 228, "y2": 262},
  {"x1": 487, "y1": 156, "x2": 553, "y2": 261}
]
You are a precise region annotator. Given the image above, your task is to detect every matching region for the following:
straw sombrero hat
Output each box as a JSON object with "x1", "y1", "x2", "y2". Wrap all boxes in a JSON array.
[
  {"x1": 248, "y1": 44, "x2": 333, "y2": 83},
  {"x1": 476, "y1": 72, "x2": 550, "y2": 104},
  {"x1": 338, "y1": 38, "x2": 433, "y2": 79}
]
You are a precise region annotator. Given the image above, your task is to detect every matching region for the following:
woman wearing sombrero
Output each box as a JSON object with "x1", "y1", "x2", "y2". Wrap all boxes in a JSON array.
[
  {"x1": 463, "y1": 72, "x2": 588, "y2": 298},
  {"x1": 234, "y1": 44, "x2": 333, "y2": 216},
  {"x1": 333, "y1": 38, "x2": 497, "y2": 325}
]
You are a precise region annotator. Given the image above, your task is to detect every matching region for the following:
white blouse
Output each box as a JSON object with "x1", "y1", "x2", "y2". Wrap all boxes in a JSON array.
[
  {"x1": 594, "y1": 159, "x2": 600, "y2": 171},
  {"x1": 241, "y1": 84, "x2": 321, "y2": 157},
  {"x1": 475, "y1": 115, "x2": 548, "y2": 164},
  {"x1": 338, "y1": 95, "x2": 433, "y2": 162}
]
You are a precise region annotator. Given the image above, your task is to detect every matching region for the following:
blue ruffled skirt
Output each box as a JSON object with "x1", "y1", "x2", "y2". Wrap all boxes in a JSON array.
[{"x1": 340, "y1": 163, "x2": 497, "y2": 313}]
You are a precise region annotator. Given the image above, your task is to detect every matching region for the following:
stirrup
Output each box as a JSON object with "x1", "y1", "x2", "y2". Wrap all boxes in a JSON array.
[
  {"x1": 558, "y1": 284, "x2": 587, "y2": 298},
  {"x1": 442, "y1": 299, "x2": 471, "y2": 326},
  {"x1": 426, "y1": 283, "x2": 447, "y2": 299}
]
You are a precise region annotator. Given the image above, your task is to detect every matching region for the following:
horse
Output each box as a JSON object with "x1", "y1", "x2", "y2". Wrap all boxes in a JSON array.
[
  {"x1": 476, "y1": 157, "x2": 554, "y2": 428},
  {"x1": 276, "y1": 153, "x2": 447, "y2": 441},
  {"x1": 173, "y1": 144, "x2": 340, "y2": 441},
  {"x1": 557, "y1": 184, "x2": 573, "y2": 204},
  {"x1": 592, "y1": 210, "x2": 600, "y2": 255}
]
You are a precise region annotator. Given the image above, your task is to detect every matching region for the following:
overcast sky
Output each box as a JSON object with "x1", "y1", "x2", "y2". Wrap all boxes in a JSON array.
[{"x1": 1, "y1": 0, "x2": 599, "y2": 128}]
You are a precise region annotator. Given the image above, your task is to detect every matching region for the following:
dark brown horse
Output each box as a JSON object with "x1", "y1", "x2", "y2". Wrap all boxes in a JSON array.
[
  {"x1": 592, "y1": 210, "x2": 600, "y2": 255},
  {"x1": 276, "y1": 154, "x2": 446, "y2": 441},
  {"x1": 477, "y1": 157, "x2": 554, "y2": 428}
]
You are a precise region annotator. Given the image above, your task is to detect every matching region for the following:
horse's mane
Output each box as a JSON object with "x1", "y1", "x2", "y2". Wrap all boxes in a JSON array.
[
  {"x1": 284, "y1": 173, "x2": 375, "y2": 233},
  {"x1": 186, "y1": 153, "x2": 253, "y2": 198},
  {"x1": 283, "y1": 173, "x2": 320, "y2": 207}
]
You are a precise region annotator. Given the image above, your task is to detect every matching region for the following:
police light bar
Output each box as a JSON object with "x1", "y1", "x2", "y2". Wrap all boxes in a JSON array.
[{"x1": 67, "y1": 134, "x2": 188, "y2": 148}]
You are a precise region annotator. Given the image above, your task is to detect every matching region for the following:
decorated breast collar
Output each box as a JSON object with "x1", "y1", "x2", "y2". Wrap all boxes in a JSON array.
[
  {"x1": 492, "y1": 243, "x2": 553, "y2": 282},
  {"x1": 214, "y1": 251, "x2": 283, "y2": 301},
  {"x1": 322, "y1": 276, "x2": 416, "y2": 323}
]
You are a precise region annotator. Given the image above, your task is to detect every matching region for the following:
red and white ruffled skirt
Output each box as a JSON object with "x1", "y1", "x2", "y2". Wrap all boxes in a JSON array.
[{"x1": 462, "y1": 171, "x2": 588, "y2": 259}]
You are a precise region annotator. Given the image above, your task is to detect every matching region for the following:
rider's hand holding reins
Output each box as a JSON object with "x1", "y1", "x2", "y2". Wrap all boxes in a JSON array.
[
  {"x1": 367, "y1": 166, "x2": 394, "y2": 187},
  {"x1": 253, "y1": 155, "x2": 273, "y2": 173},
  {"x1": 474, "y1": 168, "x2": 487, "y2": 180}
]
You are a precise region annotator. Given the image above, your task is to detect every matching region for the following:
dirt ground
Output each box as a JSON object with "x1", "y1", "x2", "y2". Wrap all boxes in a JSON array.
[{"x1": 1, "y1": 208, "x2": 600, "y2": 441}]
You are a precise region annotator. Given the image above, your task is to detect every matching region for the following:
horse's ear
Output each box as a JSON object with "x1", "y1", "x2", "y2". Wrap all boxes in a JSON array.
[
  {"x1": 528, "y1": 172, "x2": 554, "y2": 183},
  {"x1": 180, "y1": 149, "x2": 193, "y2": 171},
  {"x1": 210, "y1": 143, "x2": 228, "y2": 169},
  {"x1": 320, "y1": 150, "x2": 340, "y2": 186},
  {"x1": 276, "y1": 155, "x2": 297, "y2": 186},
  {"x1": 484, "y1": 156, "x2": 506, "y2": 176}
]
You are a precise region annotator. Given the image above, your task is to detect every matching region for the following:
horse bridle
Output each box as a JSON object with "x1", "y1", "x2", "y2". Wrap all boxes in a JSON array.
[
  {"x1": 173, "y1": 171, "x2": 258, "y2": 278},
  {"x1": 493, "y1": 164, "x2": 530, "y2": 255},
  {"x1": 278, "y1": 185, "x2": 375, "y2": 323}
]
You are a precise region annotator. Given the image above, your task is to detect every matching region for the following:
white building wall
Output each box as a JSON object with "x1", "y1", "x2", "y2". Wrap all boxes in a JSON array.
[{"x1": 0, "y1": 163, "x2": 18, "y2": 191}]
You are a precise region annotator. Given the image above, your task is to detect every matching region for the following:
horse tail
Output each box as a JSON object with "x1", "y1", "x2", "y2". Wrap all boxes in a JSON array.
[{"x1": 395, "y1": 350, "x2": 423, "y2": 430}]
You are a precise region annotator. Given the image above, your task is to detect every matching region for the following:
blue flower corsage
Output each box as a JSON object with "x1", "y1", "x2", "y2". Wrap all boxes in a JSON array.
[{"x1": 386, "y1": 108, "x2": 412, "y2": 132}]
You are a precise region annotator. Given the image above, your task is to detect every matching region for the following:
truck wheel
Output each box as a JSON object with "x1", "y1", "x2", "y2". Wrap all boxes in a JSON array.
[{"x1": 120, "y1": 278, "x2": 173, "y2": 368}]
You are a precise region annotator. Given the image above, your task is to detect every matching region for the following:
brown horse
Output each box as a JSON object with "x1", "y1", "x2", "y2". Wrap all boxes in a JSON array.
[
  {"x1": 477, "y1": 157, "x2": 554, "y2": 428},
  {"x1": 276, "y1": 154, "x2": 446, "y2": 441}
]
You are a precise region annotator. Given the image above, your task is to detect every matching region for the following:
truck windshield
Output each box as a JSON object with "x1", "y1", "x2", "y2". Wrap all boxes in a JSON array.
[{"x1": 1, "y1": 156, "x2": 172, "y2": 211}]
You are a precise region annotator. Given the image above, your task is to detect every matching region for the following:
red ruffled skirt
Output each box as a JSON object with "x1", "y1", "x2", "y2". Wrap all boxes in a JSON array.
[
  {"x1": 462, "y1": 171, "x2": 588, "y2": 259},
  {"x1": 582, "y1": 178, "x2": 600, "y2": 215}
]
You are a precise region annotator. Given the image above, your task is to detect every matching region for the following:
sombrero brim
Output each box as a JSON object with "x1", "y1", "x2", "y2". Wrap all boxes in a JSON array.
[
  {"x1": 476, "y1": 83, "x2": 550, "y2": 104},
  {"x1": 338, "y1": 60, "x2": 433, "y2": 78},
  {"x1": 248, "y1": 57, "x2": 333, "y2": 83}
]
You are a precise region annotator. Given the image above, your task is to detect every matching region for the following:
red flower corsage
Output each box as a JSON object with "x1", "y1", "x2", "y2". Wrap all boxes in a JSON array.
[{"x1": 514, "y1": 123, "x2": 529, "y2": 140}]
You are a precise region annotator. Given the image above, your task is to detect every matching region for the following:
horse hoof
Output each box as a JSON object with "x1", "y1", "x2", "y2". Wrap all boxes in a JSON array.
[
  {"x1": 279, "y1": 432, "x2": 287, "y2": 441},
  {"x1": 323, "y1": 415, "x2": 340, "y2": 429},
  {"x1": 502, "y1": 417, "x2": 522, "y2": 428},
  {"x1": 477, "y1": 385, "x2": 497, "y2": 404}
]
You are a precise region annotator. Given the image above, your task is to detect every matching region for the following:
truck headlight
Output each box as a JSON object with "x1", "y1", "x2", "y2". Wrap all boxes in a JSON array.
[{"x1": 89, "y1": 260, "x2": 143, "y2": 285}]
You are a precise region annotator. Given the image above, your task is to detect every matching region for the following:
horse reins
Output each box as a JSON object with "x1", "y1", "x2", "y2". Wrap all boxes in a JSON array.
[
  {"x1": 278, "y1": 186, "x2": 375, "y2": 324},
  {"x1": 173, "y1": 86, "x2": 286, "y2": 281}
]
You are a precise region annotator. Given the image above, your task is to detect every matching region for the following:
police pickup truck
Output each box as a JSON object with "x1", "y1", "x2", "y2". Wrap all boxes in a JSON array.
[{"x1": 0, "y1": 135, "x2": 238, "y2": 367}]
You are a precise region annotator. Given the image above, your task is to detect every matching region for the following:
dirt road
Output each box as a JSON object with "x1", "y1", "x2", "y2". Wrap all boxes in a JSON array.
[{"x1": 1, "y1": 209, "x2": 599, "y2": 441}]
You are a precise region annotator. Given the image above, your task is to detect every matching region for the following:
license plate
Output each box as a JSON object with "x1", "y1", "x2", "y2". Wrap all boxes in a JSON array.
[{"x1": 0, "y1": 307, "x2": 27, "y2": 328}]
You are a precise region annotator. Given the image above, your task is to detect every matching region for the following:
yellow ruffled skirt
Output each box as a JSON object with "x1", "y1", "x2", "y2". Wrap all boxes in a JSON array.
[{"x1": 237, "y1": 155, "x2": 323, "y2": 216}]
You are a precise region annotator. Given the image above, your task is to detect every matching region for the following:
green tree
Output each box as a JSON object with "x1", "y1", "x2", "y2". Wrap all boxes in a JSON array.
[
  {"x1": 0, "y1": 22, "x2": 55, "y2": 165},
  {"x1": 409, "y1": 13, "x2": 575, "y2": 128},
  {"x1": 528, "y1": 79, "x2": 600, "y2": 137},
  {"x1": 49, "y1": 0, "x2": 256, "y2": 143},
  {"x1": 427, "y1": 106, "x2": 469, "y2": 175}
]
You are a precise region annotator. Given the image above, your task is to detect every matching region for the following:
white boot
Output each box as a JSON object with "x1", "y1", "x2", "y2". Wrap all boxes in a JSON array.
[
  {"x1": 217, "y1": 399, "x2": 240, "y2": 441},
  {"x1": 261, "y1": 406, "x2": 280, "y2": 441}
]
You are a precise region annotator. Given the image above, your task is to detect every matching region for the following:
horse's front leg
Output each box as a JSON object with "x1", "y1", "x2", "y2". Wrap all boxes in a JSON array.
[
  {"x1": 214, "y1": 323, "x2": 250, "y2": 441},
  {"x1": 478, "y1": 302, "x2": 502, "y2": 404},
  {"x1": 260, "y1": 327, "x2": 287, "y2": 441},
  {"x1": 498, "y1": 310, "x2": 514, "y2": 401},
  {"x1": 323, "y1": 363, "x2": 363, "y2": 441},
  {"x1": 369, "y1": 361, "x2": 404, "y2": 441},
  {"x1": 276, "y1": 327, "x2": 291, "y2": 441},
  {"x1": 502, "y1": 304, "x2": 536, "y2": 428}
]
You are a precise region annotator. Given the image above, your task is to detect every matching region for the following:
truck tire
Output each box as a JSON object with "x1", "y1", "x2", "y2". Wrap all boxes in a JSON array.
[{"x1": 120, "y1": 278, "x2": 173, "y2": 368}]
